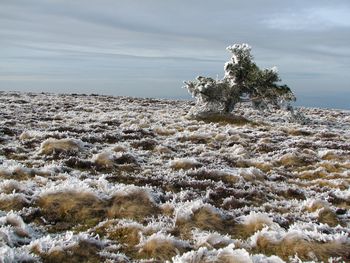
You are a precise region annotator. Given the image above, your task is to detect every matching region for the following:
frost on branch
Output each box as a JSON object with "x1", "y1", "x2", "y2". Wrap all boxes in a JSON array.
[{"x1": 184, "y1": 43, "x2": 298, "y2": 121}]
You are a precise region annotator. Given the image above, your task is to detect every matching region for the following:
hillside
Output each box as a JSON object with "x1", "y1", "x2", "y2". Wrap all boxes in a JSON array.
[{"x1": 0, "y1": 91, "x2": 349, "y2": 262}]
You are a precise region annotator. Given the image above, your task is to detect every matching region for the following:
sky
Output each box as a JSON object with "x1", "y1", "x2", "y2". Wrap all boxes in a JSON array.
[{"x1": 0, "y1": 0, "x2": 349, "y2": 109}]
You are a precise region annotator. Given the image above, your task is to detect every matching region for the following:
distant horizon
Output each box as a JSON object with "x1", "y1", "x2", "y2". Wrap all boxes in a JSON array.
[
  {"x1": 1, "y1": 0, "x2": 349, "y2": 110},
  {"x1": 2, "y1": 88, "x2": 349, "y2": 111}
]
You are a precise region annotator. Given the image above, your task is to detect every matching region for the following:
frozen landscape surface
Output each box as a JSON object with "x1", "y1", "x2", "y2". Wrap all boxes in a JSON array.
[{"x1": 0, "y1": 91, "x2": 349, "y2": 262}]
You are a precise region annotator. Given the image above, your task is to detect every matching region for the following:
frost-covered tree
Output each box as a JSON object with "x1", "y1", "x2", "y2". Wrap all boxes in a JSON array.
[{"x1": 184, "y1": 44, "x2": 296, "y2": 116}]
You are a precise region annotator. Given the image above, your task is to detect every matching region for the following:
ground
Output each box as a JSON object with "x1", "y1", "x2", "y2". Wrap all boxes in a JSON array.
[{"x1": 0, "y1": 91, "x2": 349, "y2": 262}]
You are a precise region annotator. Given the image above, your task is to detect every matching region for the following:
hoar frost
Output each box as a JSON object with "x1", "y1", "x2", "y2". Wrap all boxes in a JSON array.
[
  {"x1": 0, "y1": 91, "x2": 349, "y2": 262},
  {"x1": 184, "y1": 43, "x2": 307, "y2": 123}
]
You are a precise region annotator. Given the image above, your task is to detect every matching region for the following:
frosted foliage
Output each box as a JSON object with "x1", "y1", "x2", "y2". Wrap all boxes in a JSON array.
[
  {"x1": 184, "y1": 43, "x2": 297, "y2": 119},
  {"x1": 173, "y1": 244, "x2": 284, "y2": 263}
]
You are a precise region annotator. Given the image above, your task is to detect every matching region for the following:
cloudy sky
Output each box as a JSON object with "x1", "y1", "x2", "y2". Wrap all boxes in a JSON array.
[{"x1": 1, "y1": 0, "x2": 349, "y2": 109}]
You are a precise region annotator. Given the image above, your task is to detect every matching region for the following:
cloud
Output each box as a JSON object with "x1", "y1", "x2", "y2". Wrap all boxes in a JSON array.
[
  {"x1": 263, "y1": 6, "x2": 350, "y2": 31},
  {"x1": 0, "y1": 0, "x2": 350, "y2": 108}
]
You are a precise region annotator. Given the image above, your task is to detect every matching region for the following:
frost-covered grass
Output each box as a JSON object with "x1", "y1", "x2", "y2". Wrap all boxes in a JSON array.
[{"x1": 0, "y1": 91, "x2": 349, "y2": 262}]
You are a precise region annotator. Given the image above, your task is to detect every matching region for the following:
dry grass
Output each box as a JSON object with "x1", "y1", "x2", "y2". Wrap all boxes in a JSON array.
[
  {"x1": 169, "y1": 158, "x2": 203, "y2": 170},
  {"x1": 2, "y1": 93, "x2": 350, "y2": 262},
  {"x1": 107, "y1": 188, "x2": 160, "y2": 221},
  {"x1": 39, "y1": 138, "x2": 82, "y2": 155},
  {"x1": 253, "y1": 233, "x2": 350, "y2": 261},
  {"x1": 36, "y1": 191, "x2": 106, "y2": 230},
  {"x1": 317, "y1": 208, "x2": 340, "y2": 227},
  {"x1": 188, "y1": 169, "x2": 241, "y2": 184},
  {"x1": 190, "y1": 112, "x2": 251, "y2": 125},
  {"x1": 32, "y1": 239, "x2": 105, "y2": 263},
  {"x1": 234, "y1": 213, "x2": 274, "y2": 239},
  {"x1": 138, "y1": 233, "x2": 191, "y2": 261},
  {"x1": 176, "y1": 206, "x2": 235, "y2": 239},
  {"x1": 0, "y1": 194, "x2": 29, "y2": 211}
]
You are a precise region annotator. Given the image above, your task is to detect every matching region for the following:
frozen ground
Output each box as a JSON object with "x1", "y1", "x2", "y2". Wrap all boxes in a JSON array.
[{"x1": 0, "y1": 91, "x2": 349, "y2": 262}]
